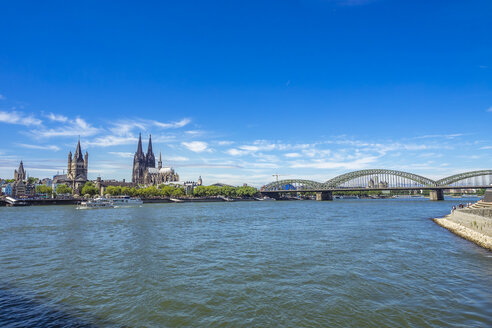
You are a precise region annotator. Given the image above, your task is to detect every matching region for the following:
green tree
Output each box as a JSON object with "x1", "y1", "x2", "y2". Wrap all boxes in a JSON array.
[
  {"x1": 106, "y1": 185, "x2": 122, "y2": 196},
  {"x1": 171, "y1": 187, "x2": 185, "y2": 197},
  {"x1": 121, "y1": 186, "x2": 132, "y2": 196},
  {"x1": 193, "y1": 186, "x2": 207, "y2": 197},
  {"x1": 56, "y1": 184, "x2": 72, "y2": 195},
  {"x1": 35, "y1": 185, "x2": 52, "y2": 195},
  {"x1": 81, "y1": 182, "x2": 98, "y2": 196}
]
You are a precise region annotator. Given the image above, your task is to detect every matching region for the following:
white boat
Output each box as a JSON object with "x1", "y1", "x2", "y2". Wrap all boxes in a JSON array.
[
  {"x1": 110, "y1": 196, "x2": 143, "y2": 207},
  {"x1": 170, "y1": 198, "x2": 184, "y2": 203},
  {"x1": 334, "y1": 195, "x2": 360, "y2": 199},
  {"x1": 255, "y1": 196, "x2": 275, "y2": 201},
  {"x1": 77, "y1": 197, "x2": 114, "y2": 209}
]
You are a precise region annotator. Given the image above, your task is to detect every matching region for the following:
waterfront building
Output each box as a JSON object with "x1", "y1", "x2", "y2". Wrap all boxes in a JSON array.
[
  {"x1": 2, "y1": 183, "x2": 13, "y2": 196},
  {"x1": 132, "y1": 134, "x2": 180, "y2": 185}
]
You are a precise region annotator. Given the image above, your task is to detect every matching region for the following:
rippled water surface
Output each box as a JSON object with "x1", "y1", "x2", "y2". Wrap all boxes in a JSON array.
[{"x1": 1, "y1": 199, "x2": 491, "y2": 327}]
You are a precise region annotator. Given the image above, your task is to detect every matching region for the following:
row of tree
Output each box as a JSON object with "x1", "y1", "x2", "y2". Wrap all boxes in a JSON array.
[
  {"x1": 102, "y1": 184, "x2": 259, "y2": 198},
  {"x1": 35, "y1": 184, "x2": 72, "y2": 195},
  {"x1": 104, "y1": 185, "x2": 186, "y2": 198},
  {"x1": 192, "y1": 185, "x2": 258, "y2": 198}
]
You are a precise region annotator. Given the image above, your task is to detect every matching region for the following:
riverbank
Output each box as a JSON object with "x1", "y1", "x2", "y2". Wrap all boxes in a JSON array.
[
  {"x1": 0, "y1": 196, "x2": 262, "y2": 206},
  {"x1": 433, "y1": 191, "x2": 492, "y2": 251}
]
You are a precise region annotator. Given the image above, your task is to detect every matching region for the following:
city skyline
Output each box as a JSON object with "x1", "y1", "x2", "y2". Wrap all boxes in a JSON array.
[{"x1": 1, "y1": 0, "x2": 491, "y2": 186}]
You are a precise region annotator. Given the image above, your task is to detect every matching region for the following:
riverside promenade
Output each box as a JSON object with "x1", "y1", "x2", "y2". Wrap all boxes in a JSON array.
[{"x1": 434, "y1": 189, "x2": 492, "y2": 250}]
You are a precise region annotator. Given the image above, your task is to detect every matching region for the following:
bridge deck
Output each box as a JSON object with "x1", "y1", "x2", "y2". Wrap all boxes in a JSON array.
[{"x1": 262, "y1": 186, "x2": 490, "y2": 193}]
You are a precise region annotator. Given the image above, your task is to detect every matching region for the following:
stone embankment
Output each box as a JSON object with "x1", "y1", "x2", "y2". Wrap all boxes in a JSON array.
[{"x1": 434, "y1": 190, "x2": 492, "y2": 251}]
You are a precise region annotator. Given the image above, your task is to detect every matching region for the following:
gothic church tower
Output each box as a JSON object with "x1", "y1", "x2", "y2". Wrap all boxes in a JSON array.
[{"x1": 132, "y1": 133, "x2": 146, "y2": 184}]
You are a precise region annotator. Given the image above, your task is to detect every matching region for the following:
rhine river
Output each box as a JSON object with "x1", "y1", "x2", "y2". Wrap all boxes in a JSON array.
[{"x1": 0, "y1": 199, "x2": 491, "y2": 327}]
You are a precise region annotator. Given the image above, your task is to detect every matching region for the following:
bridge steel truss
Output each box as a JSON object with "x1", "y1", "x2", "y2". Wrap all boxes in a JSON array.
[
  {"x1": 323, "y1": 169, "x2": 437, "y2": 188},
  {"x1": 435, "y1": 170, "x2": 492, "y2": 186},
  {"x1": 262, "y1": 179, "x2": 323, "y2": 191},
  {"x1": 262, "y1": 169, "x2": 492, "y2": 192}
]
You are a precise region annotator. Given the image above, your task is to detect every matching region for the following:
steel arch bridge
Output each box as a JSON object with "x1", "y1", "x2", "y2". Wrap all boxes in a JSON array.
[
  {"x1": 262, "y1": 179, "x2": 323, "y2": 191},
  {"x1": 262, "y1": 169, "x2": 492, "y2": 191},
  {"x1": 436, "y1": 170, "x2": 492, "y2": 186},
  {"x1": 323, "y1": 169, "x2": 437, "y2": 187}
]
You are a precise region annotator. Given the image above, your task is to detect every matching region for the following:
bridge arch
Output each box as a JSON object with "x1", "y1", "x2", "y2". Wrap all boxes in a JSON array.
[
  {"x1": 323, "y1": 169, "x2": 437, "y2": 188},
  {"x1": 436, "y1": 170, "x2": 492, "y2": 186},
  {"x1": 262, "y1": 179, "x2": 323, "y2": 191}
]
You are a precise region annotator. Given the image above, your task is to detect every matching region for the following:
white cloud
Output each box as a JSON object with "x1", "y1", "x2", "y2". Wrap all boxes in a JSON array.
[
  {"x1": 36, "y1": 117, "x2": 100, "y2": 137},
  {"x1": 110, "y1": 121, "x2": 147, "y2": 136},
  {"x1": 108, "y1": 152, "x2": 134, "y2": 158},
  {"x1": 413, "y1": 133, "x2": 464, "y2": 139},
  {"x1": 487, "y1": 107, "x2": 492, "y2": 113},
  {"x1": 226, "y1": 148, "x2": 248, "y2": 156},
  {"x1": 0, "y1": 111, "x2": 42, "y2": 126},
  {"x1": 290, "y1": 156, "x2": 379, "y2": 170},
  {"x1": 480, "y1": 146, "x2": 492, "y2": 150},
  {"x1": 184, "y1": 130, "x2": 204, "y2": 135},
  {"x1": 153, "y1": 118, "x2": 190, "y2": 129},
  {"x1": 218, "y1": 140, "x2": 234, "y2": 146},
  {"x1": 165, "y1": 156, "x2": 189, "y2": 162},
  {"x1": 284, "y1": 152, "x2": 301, "y2": 158},
  {"x1": 182, "y1": 141, "x2": 209, "y2": 153},
  {"x1": 86, "y1": 135, "x2": 137, "y2": 147},
  {"x1": 47, "y1": 113, "x2": 68, "y2": 123},
  {"x1": 17, "y1": 143, "x2": 60, "y2": 151}
]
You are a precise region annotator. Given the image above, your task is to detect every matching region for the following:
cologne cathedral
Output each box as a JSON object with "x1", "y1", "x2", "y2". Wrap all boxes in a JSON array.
[{"x1": 132, "y1": 134, "x2": 179, "y2": 185}]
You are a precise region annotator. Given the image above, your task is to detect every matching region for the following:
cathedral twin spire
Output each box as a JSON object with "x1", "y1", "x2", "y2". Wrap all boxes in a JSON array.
[{"x1": 132, "y1": 133, "x2": 156, "y2": 183}]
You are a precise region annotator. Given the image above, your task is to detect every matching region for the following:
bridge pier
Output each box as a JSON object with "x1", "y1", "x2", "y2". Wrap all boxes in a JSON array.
[
  {"x1": 316, "y1": 191, "x2": 333, "y2": 201},
  {"x1": 266, "y1": 192, "x2": 282, "y2": 200},
  {"x1": 429, "y1": 189, "x2": 444, "y2": 201}
]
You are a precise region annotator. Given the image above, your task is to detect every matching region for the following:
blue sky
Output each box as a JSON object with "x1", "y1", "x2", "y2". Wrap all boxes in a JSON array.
[{"x1": 0, "y1": 0, "x2": 491, "y2": 186}]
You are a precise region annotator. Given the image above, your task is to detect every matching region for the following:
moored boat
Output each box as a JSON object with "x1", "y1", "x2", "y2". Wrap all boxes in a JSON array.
[
  {"x1": 110, "y1": 196, "x2": 143, "y2": 207},
  {"x1": 77, "y1": 197, "x2": 114, "y2": 209}
]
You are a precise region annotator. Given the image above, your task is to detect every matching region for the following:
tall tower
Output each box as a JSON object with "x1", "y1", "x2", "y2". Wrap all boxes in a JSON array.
[
  {"x1": 68, "y1": 139, "x2": 88, "y2": 181},
  {"x1": 67, "y1": 151, "x2": 72, "y2": 177},
  {"x1": 132, "y1": 133, "x2": 146, "y2": 184},
  {"x1": 84, "y1": 151, "x2": 88, "y2": 172},
  {"x1": 14, "y1": 161, "x2": 26, "y2": 181},
  {"x1": 146, "y1": 134, "x2": 155, "y2": 168},
  {"x1": 158, "y1": 152, "x2": 162, "y2": 170}
]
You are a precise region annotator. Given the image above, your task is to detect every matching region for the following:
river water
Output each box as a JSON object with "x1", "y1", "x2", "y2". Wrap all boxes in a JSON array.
[{"x1": 0, "y1": 199, "x2": 491, "y2": 327}]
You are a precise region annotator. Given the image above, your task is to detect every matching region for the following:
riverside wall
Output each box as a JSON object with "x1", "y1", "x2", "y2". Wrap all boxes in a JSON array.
[{"x1": 434, "y1": 208, "x2": 492, "y2": 251}]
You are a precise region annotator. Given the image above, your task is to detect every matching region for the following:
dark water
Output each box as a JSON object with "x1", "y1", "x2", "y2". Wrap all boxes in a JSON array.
[{"x1": 0, "y1": 199, "x2": 491, "y2": 327}]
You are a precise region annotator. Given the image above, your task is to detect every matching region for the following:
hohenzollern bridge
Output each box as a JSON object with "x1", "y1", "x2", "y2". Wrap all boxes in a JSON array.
[{"x1": 261, "y1": 169, "x2": 492, "y2": 201}]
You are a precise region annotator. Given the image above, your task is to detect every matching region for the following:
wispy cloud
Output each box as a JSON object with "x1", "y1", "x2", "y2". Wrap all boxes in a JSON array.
[
  {"x1": 165, "y1": 156, "x2": 189, "y2": 162},
  {"x1": 413, "y1": 133, "x2": 465, "y2": 139},
  {"x1": 0, "y1": 94, "x2": 5, "y2": 100},
  {"x1": 86, "y1": 135, "x2": 137, "y2": 147},
  {"x1": 36, "y1": 117, "x2": 100, "y2": 138},
  {"x1": 0, "y1": 110, "x2": 42, "y2": 126},
  {"x1": 16, "y1": 143, "x2": 60, "y2": 151},
  {"x1": 153, "y1": 118, "x2": 190, "y2": 129},
  {"x1": 487, "y1": 107, "x2": 492, "y2": 113},
  {"x1": 108, "y1": 152, "x2": 134, "y2": 158},
  {"x1": 47, "y1": 113, "x2": 68, "y2": 123},
  {"x1": 182, "y1": 141, "x2": 210, "y2": 153},
  {"x1": 284, "y1": 152, "x2": 301, "y2": 158},
  {"x1": 290, "y1": 156, "x2": 379, "y2": 170}
]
